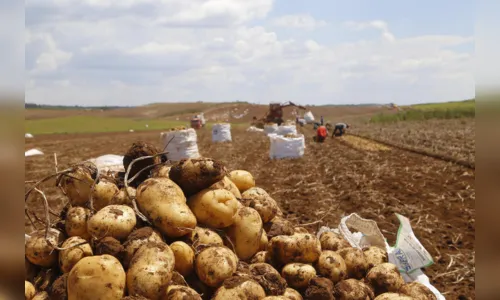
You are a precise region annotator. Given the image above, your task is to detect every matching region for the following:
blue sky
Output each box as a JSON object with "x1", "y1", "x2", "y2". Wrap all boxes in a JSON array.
[{"x1": 24, "y1": 0, "x2": 476, "y2": 106}]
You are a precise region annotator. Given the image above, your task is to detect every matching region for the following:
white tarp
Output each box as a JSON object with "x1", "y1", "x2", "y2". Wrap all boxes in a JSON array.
[
  {"x1": 25, "y1": 133, "x2": 34, "y2": 139},
  {"x1": 277, "y1": 125, "x2": 297, "y2": 136},
  {"x1": 264, "y1": 124, "x2": 278, "y2": 135},
  {"x1": 160, "y1": 128, "x2": 200, "y2": 162},
  {"x1": 317, "y1": 213, "x2": 444, "y2": 300},
  {"x1": 25, "y1": 149, "x2": 44, "y2": 157},
  {"x1": 87, "y1": 154, "x2": 125, "y2": 174},
  {"x1": 304, "y1": 111, "x2": 315, "y2": 123},
  {"x1": 246, "y1": 126, "x2": 264, "y2": 132},
  {"x1": 269, "y1": 134, "x2": 305, "y2": 159},
  {"x1": 212, "y1": 123, "x2": 232, "y2": 143}
]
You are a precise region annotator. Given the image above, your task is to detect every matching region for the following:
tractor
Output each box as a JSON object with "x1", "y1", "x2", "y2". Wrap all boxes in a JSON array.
[{"x1": 252, "y1": 101, "x2": 307, "y2": 128}]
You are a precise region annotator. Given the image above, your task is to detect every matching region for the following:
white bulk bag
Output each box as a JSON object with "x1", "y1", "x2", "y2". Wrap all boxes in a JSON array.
[
  {"x1": 87, "y1": 154, "x2": 125, "y2": 174},
  {"x1": 277, "y1": 125, "x2": 297, "y2": 136},
  {"x1": 212, "y1": 123, "x2": 232, "y2": 142},
  {"x1": 269, "y1": 134, "x2": 305, "y2": 159},
  {"x1": 160, "y1": 128, "x2": 200, "y2": 161},
  {"x1": 25, "y1": 133, "x2": 34, "y2": 139},
  {"x1": 246, "y1": 126, "x2": 264, "y2": 132},
  {"x1": 264, "y1": 124, "x2": 278, "y2": 134},
  {"x1": 304, "y1": 111, "x2": 315, "y2": 123},
  {"x1": 25, "y1": 149, "x2": 44, "y2": 157}
]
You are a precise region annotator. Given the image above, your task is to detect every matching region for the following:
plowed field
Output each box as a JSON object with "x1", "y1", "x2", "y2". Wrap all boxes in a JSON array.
[{"x1": 25, "y1": 126, "x2": 475, "y2": 299}]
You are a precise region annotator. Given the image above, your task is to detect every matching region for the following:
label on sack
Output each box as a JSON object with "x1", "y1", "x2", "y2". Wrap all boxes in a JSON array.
[{"x1": 390, "y1": 213, "x2": 434, "y2": 273}]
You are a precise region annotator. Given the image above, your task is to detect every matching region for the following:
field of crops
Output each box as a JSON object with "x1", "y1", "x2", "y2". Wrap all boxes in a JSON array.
[{"x1": 25, "y1": 124, "x2": 475, "y2": 299}]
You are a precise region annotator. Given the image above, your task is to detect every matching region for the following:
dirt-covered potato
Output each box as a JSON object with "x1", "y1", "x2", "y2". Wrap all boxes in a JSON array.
[
  {"x1": 95, "y1": 237, "x2": 124, "y2": 259},
  {"x1": 25, "y1": 281, "x2": 35, "y2": 300},
  {"x1": 32, "y1": 292, "x2": 50, "y2": 300},
  {"x1": 151, "y1": 165, "x2": 171, "y2": 179},
  {"x1": 294, "y1": 227, "x2": 309, "y2": 234},
  {"x1": 136, "y1": 178, "x2": 197, "y2": 237},
  {"x1": 110, "y1": 187, "x2": 136, "y2": 206},
  {"x1": 319, "y1": 231, "x2": 350, "y2": 251},
  {"x1": 25, "y1": 228, "x2": 65, "y2": 267},
  {"x1": 265, "y1": 217, "x2": 295, "y2": 239},
  {"x1": 170, "y1": 241, "x2": 195, "y2": 277},
  {"x1": 241, "y1": 187, "x2": 278, "y2": 223},
  {"x1": 169, "y1": 158, "x2": 227, "y2": 196},
  {"x1": 25, "y1": 258, "x2": 38, "y2": 282},
  {"x1": 50, "y1": 274, "x2": 68, "y2": 300},
  {"x1": 188, "y1": 189, "x2": 239, "y2": 228},
  {"x1": 213, "y1": 276, "x2": 266, "y2": 300},
  {"x1": 65, "y1": 207, "x2": 91, "y2": 240},
  {"x1": 281, "y1": 263, "x2": 316, "y2": 289},
  {"x1": 68, "y1": 254, "x2": 126, "y2": 300},
  {"x1": 374, "y1": 293, "x2": 414, "y2": 300},
  {"x1": 92, "y1": 178, "x2": 119, "y2": 210},
  {"x1": 59, "y1": 163, "x2": 96, "y2": 206},
  {"x1": 366, "y1": 263, "x2": 405, "y2": 295},
  {"x1": 123, "y1": 141, "x2": 161, "y2": 187},
  {"x1": 59, "y1": 236, "x2": 93, "y2": 273},
  {"x1": 399, "y1": 282, "x2": 437, "y2": 300},
  {"x1": 195, "y1": 246, "x2": 238, "y2": 287},
  {"x1": 363, "y1": 246, "x2": 388, "y2": 269},
  {"x1": 283, "y1": 288, "x2": 303, "y2": 300},
  {"x1": 260, "y1": 230, "x2": 269, "y2": 251},
  {"x1": 334, "y1": 279, "x2": 374, "y2": 300},
  {"x1": 226, "y1": 207, "x2": 263, "y2": 260},
  {"x1": 186, "y1": 226, "x2": 224, "y2": 247},
  {"x1": 127, "y1": 242, "x2": 175, "y2": 300},
  {"x1": 249, "y1": 263, "x2": 287, "y2": 296},
  {"x1": 337, "y1": 247, "x2": 369, "y2": 279},
  {"x1": 262, "y1": 297, "x2": 288, "y2": 300},
  {"x1": 87, "y1": 205, "x2": 136, "y2": 240},
  {"x1": 304, "y1": 277, "x2": 335, "y2": 300},
  {"x1": 163, "y1": 285, "x2": 201, "y2": 300},
  {"x1": 251, "y1": 251, "x2": 271, "y2": 264},
  {"x1": 209, "y1": 176, "x2": 242, "y2": 199},
  {"x1": 269, "y1": 233, "x2": 321, "y2": 265},
  {"x1": 316, "y1": 250, "x2": 347, "y2": 284},
  {"x1": 228, "y1": 170, "x2": 255, "y2": 193}
]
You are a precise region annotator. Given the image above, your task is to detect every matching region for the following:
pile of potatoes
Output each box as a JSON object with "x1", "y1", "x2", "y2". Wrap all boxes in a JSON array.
[{"x1": 25, "y1": 141, "x2": 438, "y2": 300}]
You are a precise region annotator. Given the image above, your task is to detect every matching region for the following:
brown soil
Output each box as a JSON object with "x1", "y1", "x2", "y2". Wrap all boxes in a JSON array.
[
  {"x1": 25, "y1": 126, "x2": 475, "y2": 299},
  {"x1": 305, "y1": 277, "x2": 335, "y2": 300},
  {"x1": 95, "y1": 237, "x2": 124, "y2": 260}
]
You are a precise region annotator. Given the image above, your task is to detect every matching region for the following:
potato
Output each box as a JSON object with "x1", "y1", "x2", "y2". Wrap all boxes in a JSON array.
[
  {"x1": 265, "y1": 217, "x2": 295, "y2": 238},
  {"x1": 213, "y1": 276, "x2": 266, "y2": 300},
  {"x1": 319, "y1": 231, "x2": 350, "y2": 251},
  {"x1": 294, "y1": 227, "x2": 309, "y2": 234},
  {"x1": 170, "y1": 241, "x2": 195, "y2": 277},
  {"x1": 127, "y1": 242, "x2": 175, "y2": 300},
  {"x1": 195, "y1": 246, "x2": 238, "y2": 287},
  {"x1": 269, "y1": 233, "x2": 321, "y2": 265},
  {"x1": 95, "y1": 237, "x2": 124, "y2": 259},
  {"x1": 25, "y1": 258, "x2": 38, "y2": 282},
  {"x1": 209, "y1": 176, "x2": 242, "y2": 198},
  {"x1": 251, "y1": 251, "x2": 270, "y2": 264},
  {"x1": 363, "y1": 246, "x2": 388, "y2": 269},
  {"x1": 67, "y1": 254, "x2": 126, "y2": 300},
  {"x1": 25, "y1": 228, "x2": 65, "y2": 267},
  {"x1": 25, "y1": 281, "x2": 35, "y2": 300},
  {"x1": 123, "y1": 141, "x2": 161, "y2": 187},
  {"x1": 241, "y1": 187, "x2": 278, "y2": 223},
  {"x1": 366, "y1": 263, "x2": 405, "y2": 295},
  {"x1": 169, "y1": 158, "x2": 227, "y2": 196},
  {"x1": 259, "y1": 230, "x2": 269, "y2": 251},
  {"x1": 304, "y1": 277, "x2": 335, "y2": 300},
  {"x1": 92, "y1": 179, "x2": 119, "y2": 211},
  {"x1": 60, "y1": 163, "x2": 96, "y2": 206},
  {"x1": 262, "y1": 297, "x2": 288, "y2": 300},
  {"x1": 281, "y1": 263, "x2": 316, "y2": 289},
  {"x1": 59, "y1": 236, "x2": 93, "y2": 273},
  {"x1": 334, "y1": 279, "x2": 374, "y2": 300},
  {"x1": 110, "y1": 187, "x2": 136, "y2": 206},
  {"x1": 186, "y1": 226, "x2": 224, "y2": 247},
  {"x1": 87, "y1": 205, "x2": 136, "y2": 240},
  {"x1": 65, "y1": 207, "x2": 91, "y2": 240},
  {"x1": 151, "y1": 165, "x2": 171, "y2": 178},
  {"x1": 249, "y1": 263, "x2": 287, "y2": 296},
  {"x1": 283, "y1": 288, "x2": 303, "y2": 300},
  {"x1": 136, "y1": 178, "x2": 197, "y2": 237},
  {"x1": 399, "y1": 282, "x2": 437, "y2": 300},
  {"x1": 50, "y1": 274, "x2": 68, "y2": 300},
  {"x1": 337, "y1": 247, "x2": 369, "y2": 279},
  {"x1": 163, "y1": 285, "x2": 201, "y2": 300},
  {"x1": 188, "y1": 189, "x2": 239, "y2": 228},
  {"x1": 316, "y1": 250, "x2": 347, "y2": 284},
  {"x1": 227, "y1": 170, "x2": 255, "y2": 192},
  {"x1": 226, "y1": 207, "x2": 263, "y2": 260},
  {"x1": 32, "y1": 292, "x2": 49, "y2": 300},
  {"x1": 374, "y1": 293, "x2": 413, "y2": 300}
]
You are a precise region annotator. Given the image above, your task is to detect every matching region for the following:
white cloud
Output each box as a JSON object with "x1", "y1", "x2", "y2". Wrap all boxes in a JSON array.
[
  {"x1": 25, "y1": 0, "x2": 475, "y2": 106},
  {"x1": 272, "y1": 14, "x2": 327, "y2": 30}
]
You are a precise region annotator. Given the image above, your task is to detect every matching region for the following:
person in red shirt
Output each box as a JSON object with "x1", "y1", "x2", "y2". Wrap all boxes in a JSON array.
[{"x1": 315, "y1": 125, "x2": 328, "y2": 142}]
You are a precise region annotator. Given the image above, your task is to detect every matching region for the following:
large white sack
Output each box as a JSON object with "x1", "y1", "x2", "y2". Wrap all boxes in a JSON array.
[
  {"x1": 269, "y1": 134, "x2": 305, "y2": 159},
  {"x1": 25, "y1": 133, "x2": 34, "y2": 139},
  {"x1": 277, "y1": 125, "x2": 297, "y2": 136},
  {"x1": 212, "y1": 123, "x2": 232, "y2": 142},
  {"x1": 160, "y1": 128, "x2": 200, "y2": 161},
  {"x1": 304, "y1": 111, "x2": 315, "y2": 123},
  {"x1": 87, "y1": 154, "x2": 125, "y2": 173},
  {"x1": 25, "y1": 149, "x2": 44, "y2": 157},
  {"x1": 264, "y1": 124, "x2": 278, "y2": 134},
  {"x1": 246, "y1": 126, "x2": 264, "y2": 132}
]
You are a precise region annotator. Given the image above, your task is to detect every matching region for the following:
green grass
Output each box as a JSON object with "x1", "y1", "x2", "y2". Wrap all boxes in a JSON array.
[{"x1": 370, "y1": 100, "x2": 475, "y2": 123}]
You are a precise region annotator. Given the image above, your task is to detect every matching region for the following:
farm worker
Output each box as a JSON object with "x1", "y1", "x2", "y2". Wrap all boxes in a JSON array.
[
  {"x1": 320, "y1": 116, "x2": 324, "y2": 125},
  {"x1": 332, "y1": 123, "x2": 349, "y2": 137},
  {"x1": 315, "y1": 125, "x2": 328, "y2": 142}
]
